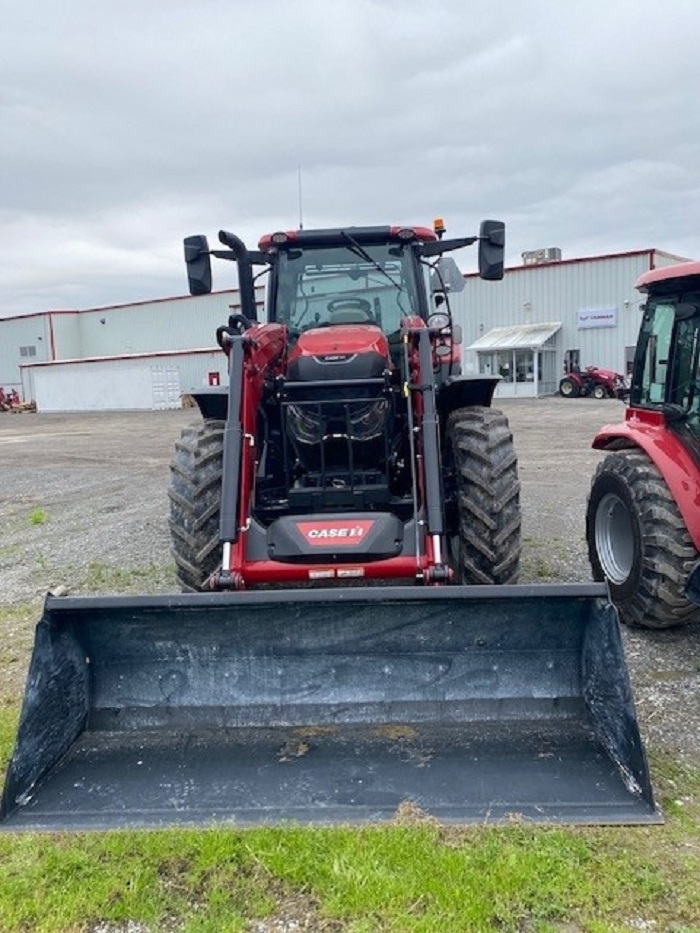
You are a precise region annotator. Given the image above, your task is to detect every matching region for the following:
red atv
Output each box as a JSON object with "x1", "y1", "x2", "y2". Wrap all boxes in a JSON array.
[{"x1": 559, "y1": 365, "x2": 628, "y2": 400}]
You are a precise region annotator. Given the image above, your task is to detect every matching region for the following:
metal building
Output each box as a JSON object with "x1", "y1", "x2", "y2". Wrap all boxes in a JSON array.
[
  {"x1": 0, "y1": 245, "x2": 690, "y2": 411},
  {"x1": 452, "y1": 248, "x2": 687, "y2": 398},
  {"x1": 0, "y1": 288, "x2": 260, "y2": 411}
]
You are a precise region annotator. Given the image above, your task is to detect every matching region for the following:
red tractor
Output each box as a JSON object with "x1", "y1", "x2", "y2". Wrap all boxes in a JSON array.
[
  {"x1": 587, "y1": 262, "x2": 700, "y2": 627},
  {"x1": 171, "y1": 220, "x2": 521, "y2": 590},
  {"x1": 0, "y1": 387, "x2": 19, "y2": 411},
  {"x1": 559, "y1": 365, "x2": 628, "y2": 400},
  {"x1": 1, "y1": 219, "x2": 660, "y2": 829}
]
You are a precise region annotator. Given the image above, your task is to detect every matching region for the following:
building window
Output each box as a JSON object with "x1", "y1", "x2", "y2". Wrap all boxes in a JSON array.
[{"x1": 19, "y1": 345, "x2": 37, "y2": 358}]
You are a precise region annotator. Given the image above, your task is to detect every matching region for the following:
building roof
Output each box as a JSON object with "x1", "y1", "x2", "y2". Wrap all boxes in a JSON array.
[
  {"x1": 464, "y1": 248, "x2": 691, "y2": 279},
  {"x1": 467, "y1": 322, "x2": 561, "y2": 352},
  {"x1": 0, "y1": 287, "x2": 259, "y2": 322}
]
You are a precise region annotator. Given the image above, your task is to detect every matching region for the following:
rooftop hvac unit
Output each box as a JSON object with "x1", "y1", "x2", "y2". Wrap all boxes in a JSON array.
[{"x1": 522, "y1": 248, "x2": 562, "y2": 265}]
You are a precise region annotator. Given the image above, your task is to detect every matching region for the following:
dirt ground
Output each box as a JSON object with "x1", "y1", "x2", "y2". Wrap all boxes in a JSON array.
[{"x1": 0, "y1": 396, "x2": 699, "y2": 768}]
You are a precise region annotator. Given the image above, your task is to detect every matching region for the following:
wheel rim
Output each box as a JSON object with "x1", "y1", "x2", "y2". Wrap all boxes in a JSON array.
[
  {"x1": 594, "y1": 386, "x2": 605, "y2": 399},
  {"x1": 594, "y1": 492, "x2": 635, "y2": 584},
  {"x1": 561, "y1": 381, "x2": 573, "y2": 396}
]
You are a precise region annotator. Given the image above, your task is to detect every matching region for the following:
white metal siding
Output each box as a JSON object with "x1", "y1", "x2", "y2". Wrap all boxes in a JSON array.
[
  {"x1": 50, "y1": 312, "x2": 81, "y2": 359},
  {"x1": 75, "y1": 288, "x2": 264, "y2": 358},
  {"x1": 454, "y1": 252, "x2": 663, "y2": 380},
  {"x1": 653, "y1": 250, "x2": 691, "y2": 270},
  {"x1": 0, "y1": 315, "x2": 52, "y2": 395},
  {"x1": 28, "y1": 350, "x2": 225, "y2": 412},
  {"x1": 35, "y1": 364, "x2": 155, "y2": 412}
]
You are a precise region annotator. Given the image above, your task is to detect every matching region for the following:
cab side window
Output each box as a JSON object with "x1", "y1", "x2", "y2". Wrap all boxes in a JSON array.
[{"x1": 638, "y1": 303, "x2": 674, "y2": 404}]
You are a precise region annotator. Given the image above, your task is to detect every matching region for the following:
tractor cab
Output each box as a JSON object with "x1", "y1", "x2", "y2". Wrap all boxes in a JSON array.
[
  {"x1": 632, "y1": 266, "x2": 700, "y2": 451},
  {"x1": 262, "y1": 226, "x2": 451, "y2": 379},
  {"x1": 263, "y1": 228, "x2": 427, "y2": 338}
]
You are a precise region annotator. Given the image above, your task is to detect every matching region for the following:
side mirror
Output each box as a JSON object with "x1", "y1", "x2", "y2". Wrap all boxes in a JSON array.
[
  {"x1": 478, "y1": 220, "x2": 505, "y2": 281},
  {"x1": 432, "y1": 257, "x2": 466, "y2": 293},
  {"x1": 184, "y1": 235, "x2": 212, "y2": 295}
]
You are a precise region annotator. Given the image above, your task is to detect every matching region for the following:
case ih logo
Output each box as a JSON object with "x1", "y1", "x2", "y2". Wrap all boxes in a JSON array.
[
  {"x1": 315, "y1": 353, "x2": 353, "y2": 363},
  {"x1": 297, "y1": 519, "x2": 374, "y2": 546}
]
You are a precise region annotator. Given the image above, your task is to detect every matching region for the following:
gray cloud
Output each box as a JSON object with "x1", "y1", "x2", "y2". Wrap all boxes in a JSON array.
[{"x1": 2, "y1": 0, "x2": 700, "y2": 314}]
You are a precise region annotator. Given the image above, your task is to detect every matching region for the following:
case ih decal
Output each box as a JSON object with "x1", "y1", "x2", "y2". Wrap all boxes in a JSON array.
[{"x1": 296, "y1": 519, "x2": 375, "y2": 546}]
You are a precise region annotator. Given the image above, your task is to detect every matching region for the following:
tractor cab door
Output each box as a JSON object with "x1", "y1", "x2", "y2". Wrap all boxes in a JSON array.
[{"x1": 633, "y1": 293, "x2": 700, "y2": 447}]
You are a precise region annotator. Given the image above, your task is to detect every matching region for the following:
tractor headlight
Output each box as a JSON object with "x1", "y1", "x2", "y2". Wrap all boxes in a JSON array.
[
  {"x1": 287, "y1": 404, "x2": 322, "y2": 445},
  {"x1": 287, "y1": 398, "x2": 388, "y2": 445},
  {"x1": 347, "y1": 399, "x2": 388, "y2": 440}
]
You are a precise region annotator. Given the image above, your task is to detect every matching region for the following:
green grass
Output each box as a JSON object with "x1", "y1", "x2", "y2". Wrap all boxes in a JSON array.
[
  {"x1": 0, "y1": 604, "x2": 36, "y2": 626},
  {"x1": 521, "y1": 553, "x2": 559, "y2": 581},
  {"x1": 80, "y1": 560, "x2": 168, "y2": 592},
  {"x1": 0, "y1": 815, "x2": 696, "y2": 932},
  {"x1": 0, "y1": 707, "x2": 19, "y2": 765},
  {"x1": 29, "y1": 508, "x2": 48, "y2": 526},
  {"x1": 27, "y1": 559, "x2": 176, "y2": 596}
]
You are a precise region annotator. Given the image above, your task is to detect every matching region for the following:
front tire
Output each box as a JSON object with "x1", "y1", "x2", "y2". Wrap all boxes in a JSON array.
[
  {"x1": 168, "y1": 420, "x2": 224, "y2": 591},
  {"x1": 586, "y1": 449, "x2": 700, "y2": 628},
  {"x1": 445, "y1": 407, "x2": 521, "y2": 584},
  {"x1": 592, "y1": 384, "x2": 608, "y2": 399},
  {"x1": 559, "y1": 378, "x2": 579, "y2": 398}
]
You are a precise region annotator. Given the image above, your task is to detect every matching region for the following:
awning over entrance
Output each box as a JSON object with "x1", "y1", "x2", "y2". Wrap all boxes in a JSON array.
[
  {"x1": 467, "y1": 322, "x2": 562, "y2": 399},
  {"x1": 467, "y1": 322, "x2": 561, "y2": 351}
]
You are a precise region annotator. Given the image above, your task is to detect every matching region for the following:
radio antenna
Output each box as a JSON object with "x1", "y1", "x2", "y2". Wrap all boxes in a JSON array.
[{"x1": 297, "y1": 165, "x2": 304, "y2": 229}]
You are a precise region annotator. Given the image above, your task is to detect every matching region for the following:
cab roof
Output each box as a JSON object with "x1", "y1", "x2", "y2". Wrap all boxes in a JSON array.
[
  {"x1": 258, "y1": 225, "x2": 437, "y2": 251},
  {"x1": 636, "y1": 260, "x2": 700, "y2": 291}
]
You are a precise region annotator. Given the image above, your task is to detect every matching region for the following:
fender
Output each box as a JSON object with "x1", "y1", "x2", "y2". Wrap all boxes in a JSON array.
[
  {"x1": 593, "y1": 408, "x2": 700, "y2": 550},
  {"x1": 437, "y1": 375, "x2": 501, "y2": 415}
]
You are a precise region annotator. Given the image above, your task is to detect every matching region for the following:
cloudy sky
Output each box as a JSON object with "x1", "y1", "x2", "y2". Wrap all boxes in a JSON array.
[{"x1": 2, "y1": 0, "x2": 700, "y2": 316}]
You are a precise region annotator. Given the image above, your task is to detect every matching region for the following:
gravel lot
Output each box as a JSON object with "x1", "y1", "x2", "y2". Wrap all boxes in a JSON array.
[{"x1": 0, "y1": 396, "x2": 699, "y2": 768}]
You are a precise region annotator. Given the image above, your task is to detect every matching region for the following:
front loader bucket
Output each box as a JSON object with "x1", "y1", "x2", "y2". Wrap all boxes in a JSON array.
[{"x1": 1, "y1": 585, "x2": 659, "y2": 830}]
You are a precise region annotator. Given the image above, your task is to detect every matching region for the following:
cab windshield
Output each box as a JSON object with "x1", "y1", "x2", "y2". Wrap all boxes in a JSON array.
[{"x1": 273, "y1": 243, "x2": 421, "y2": 335}]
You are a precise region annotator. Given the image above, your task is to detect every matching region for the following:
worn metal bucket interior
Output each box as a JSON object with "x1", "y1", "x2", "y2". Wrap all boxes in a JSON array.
[{"x1": 0, "y1": 585, "x2": 659, "y2": 830}]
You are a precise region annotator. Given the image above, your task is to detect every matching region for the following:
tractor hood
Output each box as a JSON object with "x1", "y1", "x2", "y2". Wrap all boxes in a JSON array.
[{"x1": 288, "y1": 324, "x2": 391, "y2": 382}]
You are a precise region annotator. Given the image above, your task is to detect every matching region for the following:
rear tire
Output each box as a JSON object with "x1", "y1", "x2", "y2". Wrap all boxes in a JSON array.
[
  {"x1": 586, "y1": 449, "x2": 700, "y2": 628},
  {"x1": 168, "y1": 420, "x2": 224, "y2": 592},
  {"x1": 559, "y1": 377, "x2": 579, "y2": 398},
  {"x1": 445, "y1": 407, "x2": 521, "y2": 584}
]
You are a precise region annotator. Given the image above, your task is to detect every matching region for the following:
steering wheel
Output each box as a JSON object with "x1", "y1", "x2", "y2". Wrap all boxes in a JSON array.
[{"x1": 327, "y1": 297, "x2": 373, "y2": 320}]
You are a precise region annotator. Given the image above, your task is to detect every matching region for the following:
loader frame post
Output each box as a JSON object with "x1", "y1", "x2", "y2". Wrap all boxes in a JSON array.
[
  {"x1": 402, "y1": 330, "x2": 424, "y2": 571},
  {"x1": 412, "y1": 325, "x2": 449, "y2": 581},
  {"x1": 217, "y1": 335, "x2": 246, "y2": 588}
]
